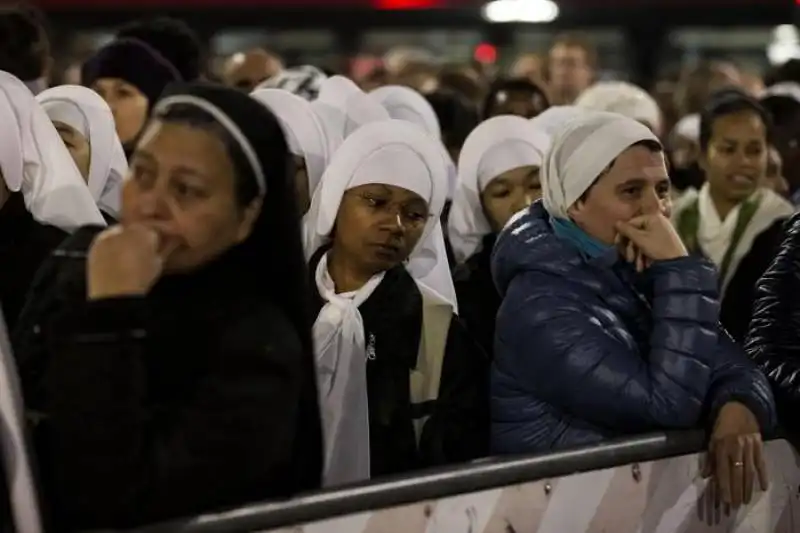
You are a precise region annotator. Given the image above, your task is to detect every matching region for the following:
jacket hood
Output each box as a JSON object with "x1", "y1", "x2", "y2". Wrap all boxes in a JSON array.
[{"x1": 491, "y1": 201, "x2": 618, "y2": 296}]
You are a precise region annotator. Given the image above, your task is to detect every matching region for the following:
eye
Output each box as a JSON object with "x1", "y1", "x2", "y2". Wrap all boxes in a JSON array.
[
  {"x1": 620, "y1": 185, "x2": 641, "y2": 197},
  {"x1": 173, "y1": 180, "x2": 204, "y2": 199},
  {"x1": 362, "y1": 194, "x2": 388, "y2": 208},
  {"x1": 130, "y1": 163, "x2": 155, "y2": 187},
  {"x1": 656, "y1": 182, "x2": 671, "y2": 197}
]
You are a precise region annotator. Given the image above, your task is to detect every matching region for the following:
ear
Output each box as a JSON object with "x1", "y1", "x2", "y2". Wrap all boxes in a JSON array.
[
  {"x1": 234, "y1": 196, "x2": 263, "y2": 244},
  {"x1": 566, "y1": 198, "x2": 585, "y2": 222}
]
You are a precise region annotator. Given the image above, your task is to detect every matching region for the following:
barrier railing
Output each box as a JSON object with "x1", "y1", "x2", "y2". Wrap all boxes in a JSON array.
[{"x1": 133, "y1": 430, "x2": 713, "y2": 533}]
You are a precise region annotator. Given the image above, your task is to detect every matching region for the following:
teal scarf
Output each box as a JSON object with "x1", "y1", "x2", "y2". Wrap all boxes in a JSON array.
[{"x1": 551, "y1": 216, "x2": 613, "y2": 259}]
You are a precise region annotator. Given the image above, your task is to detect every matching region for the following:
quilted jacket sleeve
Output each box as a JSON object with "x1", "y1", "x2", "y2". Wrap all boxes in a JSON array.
[
  {"x1": 746, "y1": 212, "x2": 800, "y2": 409},
  {"x1": 495, "y1": 257, "x2": 719, "y2": 432}
]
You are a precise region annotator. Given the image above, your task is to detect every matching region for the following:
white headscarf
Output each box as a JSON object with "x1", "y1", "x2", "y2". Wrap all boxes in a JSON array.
[
  {"x1": 449, "y1": 115, "x2": 551, "y2": 263},
  {"x1": 575, "y1": 81, "x2": 663, "y2": 136},
  {"x1": 250, "y1": 88, "x2": 329, "y2": 198},
  {"x1": 37, "y1": 85, "x2": 128, "y2": 220},
  {"x1": 311, "y1": 76, "x2": 391, "y2": 158},
  {"x1": 369, "y1": 84, "x2": 458, "y2": 199},
  {"x1": 671, "y1": 113, "x2": 700, "y2": 143},
  {"x1": 530, "y1": 105, "x2": 584, "y2": 140},
  {"x1": 542, "y1": 110, "x2": 661, "y2": 219},
  {"x1": 0, "y1": 71, "x2": 105, "y2": 231},
  {"x1": 304, "y1": 120, "x2": 454, "y2": 486},
  {"x1": 369, "y1": 85, "x2": 441, "y2": 139}
]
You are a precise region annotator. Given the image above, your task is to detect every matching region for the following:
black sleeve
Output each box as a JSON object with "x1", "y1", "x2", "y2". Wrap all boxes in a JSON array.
[
  {"x1": 746, "y1": 213, "x2": 800, "y2": 419},
  {"x1": 418, "y1": 315, "x2": 490, "y2": 466},
  {"x1": 721, "y1": 219, "x2": 786, "y2": 343},
  {"x1": 39, "y1": 297, "x2": 320, "y2": 529}
]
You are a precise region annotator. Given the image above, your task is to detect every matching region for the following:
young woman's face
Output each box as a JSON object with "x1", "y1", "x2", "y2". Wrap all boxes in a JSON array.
[
  {"x1": 481, "y1": 165, "x2": 541, "y2": 231},
  {"x1": 52, "y1": 121, "x2": 91, "y2": 181},
  {"x1": 92, "y1": 78, "x2": 149, "y2": 145},
  {"x1": 569, "y1": 145, "x2": 671, "y2": 245},
  {"x1": 332, "y1": 183, "x2": 429, "y2": 276},
  {"x1": 700, "y1": 110, "x2": 768, "y2": 204},
  {"x1": 123, "y1": 120, "x2": 262, "y2": 273}
]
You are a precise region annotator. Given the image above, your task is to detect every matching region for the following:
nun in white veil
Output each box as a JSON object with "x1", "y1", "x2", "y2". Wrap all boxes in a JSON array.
[
  {"x1": 449, "y1": 115, "x2": 550, "y2": 357},
  {"x1": 575, "y1": 81, "x2": 663, "y2": 136},
  {"x1": 311, "y1": 75, "x2": 391, "y2": 158},
  {"x1": 251, "y1": 88, "x2": 329, "y2": 213},
  {"x1": 0, "y1": 71, "x2": 104, "y2": 329},
  {"x1": 304, "y1": 119, "x2": 488, "y2": 486},
  {"x1": 37, "y1": 85, "x2": 128, "y2": 222}
]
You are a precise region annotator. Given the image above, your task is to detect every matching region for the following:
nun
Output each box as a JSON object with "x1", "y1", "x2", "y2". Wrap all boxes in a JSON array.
[
  {"x1": 12, "y1": 83, "x2": 323, "y2": 529},
  {"x1": 251, "y1": 88, "x2": 329, "y2": 213},
  {"x1": 311, "y1": 75, "x2": 391, "y2": 158},
  {"x1": 575, "y1": 81, "x2": 663, "y2": 136},
  {"x1": 37, "y1": 85, "x2": 128, "y2": 223},
  {"x1": 0, "y1": 71, "x2": 104, "y2": 330},
  {"x1": 305, "y1": 120, "x2": 488, "y2": 486},
  {"x1": 449, "y1": 115, "x2": 550, "y2": 357},
  {"x1": 528, "y1": 105, "x2": 583, "y2": 139},
  {"x1": 672, "y1": 91, "x2": 793, "y2": 342},
  {"x1": 490, "y1": 110, "x2": 775, "y2": 510}
]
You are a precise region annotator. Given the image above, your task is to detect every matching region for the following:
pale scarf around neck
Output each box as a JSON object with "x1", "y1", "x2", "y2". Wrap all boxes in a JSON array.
[
  {"x1": 0, "y1": 71, "x2": 105, "y2": 231},
  {"x1": 542, "y1": 110, "x2": 661, "y2": 220},
  {"x1": 575, "y1": 81, "x2": 662, "y2": 135},
  {"x1": 303, "y1": 119, "x2": 452, "y2": 486},
  {"x1": 250, "y1": 88, "x2": 329, "y2": 200},
  {"x1": 449, "y1": 115, "x2": 550, "y2": 263},
  {"x1": 37, "y1": 85, "x2": 128, "y2": 219}
]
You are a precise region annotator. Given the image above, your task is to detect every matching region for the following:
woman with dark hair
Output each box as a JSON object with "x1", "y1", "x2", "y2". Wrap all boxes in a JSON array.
[
  {"x1": 482, "y1": 78, "x2": 549, "y2": 120},
  {"x1": 82, "y1": 17, "x2": 203, "y2": 155},
  {"x1": 12, "y1": 83, "x2": 322, "y2": 530}
]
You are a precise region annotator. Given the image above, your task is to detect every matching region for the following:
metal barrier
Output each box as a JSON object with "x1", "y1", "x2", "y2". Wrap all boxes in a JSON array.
[{"x1": 134, "y1": 430, "x2": 710, "y2": 533}]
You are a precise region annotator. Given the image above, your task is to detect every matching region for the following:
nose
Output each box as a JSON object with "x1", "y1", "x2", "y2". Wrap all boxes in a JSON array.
[
  {"x1": 135, "y1": 183, "x2": 171, "y2": 220},
  {"x1": 641, "y1": 187, "x2": 662, "y2": 215},
  {"x1": 378, "y1": 211, "x2": 407, "y2": 237}
]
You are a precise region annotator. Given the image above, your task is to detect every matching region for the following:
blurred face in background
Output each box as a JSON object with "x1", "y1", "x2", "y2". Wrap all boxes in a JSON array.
[
  {"x1": 548, "y1": 44, "x2": 593, "y2": 105},
  {"x1": 486, "y1": 89, "x2": 548, "y2": 120},
  {"x1": 92, "y1": 77, "x2": 148, "y2": 145},
  {"x1": 510, "y1": 53, "x2": 545, "y2": 86},
  {"x1": 765, "y1": 145, "x2": 790, "y2": 197},
  {"x1": 700, "y1": 109, "x2": 768, "y2": 207},
  {"x1": 222, "y1": 49, "x2": 282, "y2": 92}
]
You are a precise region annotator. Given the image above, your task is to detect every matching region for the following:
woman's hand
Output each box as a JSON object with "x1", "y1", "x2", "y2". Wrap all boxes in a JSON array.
[
  {"x1": 703, "y1": 401, "x2": 768, "y2": 510},
  {"x1": 615, "y1": 214, "x2": 688, "y2": 263},
  {"x1": 87, "y1": 224, "x2": 175, "y2": 300}
]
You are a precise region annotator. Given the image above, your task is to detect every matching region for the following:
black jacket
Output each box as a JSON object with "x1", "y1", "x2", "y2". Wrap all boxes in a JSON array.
[
  {"x1": 310, "y1": 250, "x2": 489, "y2": 478},
  {"x1": 0, "y1": 193, "x2": 66, "y2": 331},
  {"x1": 721, "y1": 218, "x2": 787, "y2": 343},
  {"x1": 452, "y1": 234, "x2": 499, "y2": 359},
  {"x1": 747, "y1": 212, "x2": 800, "y2": 426},
  {"x1": 12, "y1": 226, "x2": 322, "y2": 530}
]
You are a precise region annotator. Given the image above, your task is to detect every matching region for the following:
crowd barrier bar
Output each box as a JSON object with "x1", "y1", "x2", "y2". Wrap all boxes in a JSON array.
[{"x1": 132, "y1": 430, "x2": 707, "y2": 533}]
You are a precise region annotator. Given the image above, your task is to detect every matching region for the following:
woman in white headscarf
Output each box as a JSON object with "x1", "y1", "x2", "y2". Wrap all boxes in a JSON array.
[
  {"x1": 529, "y1": 104, "x2": 583, "y2": 140},
  {"x1": 305, "y1": 120, "x2": 488, "y2": 486},
  {"x1": 448, "y1": 115, "x2": 550, "y2": 356},
  {"x1": 311, "y1": 75, "x2": 391, "y2": 158},
  {"x1": 668, "y1": 113, "x2": 704, "y2": 197},
  {"x1": 575, "y1": 81, "x2": 663, "y2": 136},
  {"x1": 0, "y1": 71, "x2": 104, "y2": 329},
  {"x1": 251, "y1": 88, "x2": 329, "y2": 213},
  {"x1": 37, "y1": 85, "x2": 128, "y2": 223},
  {"x1": 491, "y1": 110, "x2": 775, "y2": 511}
]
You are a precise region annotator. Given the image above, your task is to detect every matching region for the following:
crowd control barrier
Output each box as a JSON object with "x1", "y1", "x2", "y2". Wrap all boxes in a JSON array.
[{"x1": 132, "y1": 431, "x2": 800, "y2": 533}]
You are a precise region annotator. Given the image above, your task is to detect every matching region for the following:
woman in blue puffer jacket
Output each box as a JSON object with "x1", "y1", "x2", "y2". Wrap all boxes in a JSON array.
[{"x1": 491, "y1": 111, "x2": 776, "y2": 510}]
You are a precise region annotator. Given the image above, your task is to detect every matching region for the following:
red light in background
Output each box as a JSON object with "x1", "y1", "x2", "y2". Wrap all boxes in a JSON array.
[
  {"x1": 474, "y1": 43, "x2": 498, "y2": 64},
  {"x1": 373, "y1": 0, "x2": 438, "y2": 8}
]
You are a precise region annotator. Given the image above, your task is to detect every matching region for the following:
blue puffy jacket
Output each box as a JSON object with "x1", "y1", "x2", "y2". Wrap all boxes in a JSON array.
[{"x1": 490, "y1": 202, "x2": 777, "y2": 455}]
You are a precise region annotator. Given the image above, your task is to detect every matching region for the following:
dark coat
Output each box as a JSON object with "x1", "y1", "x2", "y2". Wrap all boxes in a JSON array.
[
  {"x1": 452, "y1": 234, "x2": 499, "y2": 358},
  {"x1": 490, "y1": 202, "x2": 777, "y2": 454},
  {"x1": 12, "y1": 226, "x2": 323, "y2": 530}
]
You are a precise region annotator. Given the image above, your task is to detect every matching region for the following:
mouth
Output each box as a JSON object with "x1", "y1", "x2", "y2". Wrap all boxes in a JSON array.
[
  {"x1": 727, "y1": 173, "x2": 757, "y2": 187},
  {"x1": 370, "y1": 242, "x2": 402, "y2": 260}
]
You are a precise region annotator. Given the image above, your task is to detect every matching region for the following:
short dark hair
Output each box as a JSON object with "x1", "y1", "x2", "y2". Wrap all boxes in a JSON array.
[
  {"x1": 0, "y1": 4, "x2": 49, "y2": 81},
  {"x1": 117, "y1": 16, "x2": 204, "y2": 81},
  {"x1": 482, "y1": 77, "x2": 549, "y2": 119},
  {"x1": 425, "y1": 89, "x2": 479, "y2": 151},
  {"x1": 699, "y1": 89, "x2": 772, "y2": 152}
]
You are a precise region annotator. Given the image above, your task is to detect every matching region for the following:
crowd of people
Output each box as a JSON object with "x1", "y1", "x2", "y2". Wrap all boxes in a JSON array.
[{"x1": 3, "y1": 3, "x2": 800, "y2": 532}]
